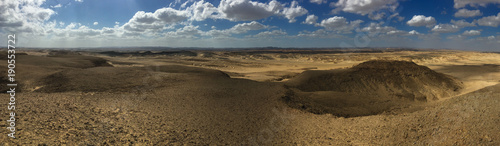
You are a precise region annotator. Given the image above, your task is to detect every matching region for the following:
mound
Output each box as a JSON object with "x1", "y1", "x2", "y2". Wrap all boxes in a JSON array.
[
  {"x1": 287, "y1": 60, "x2": 463, "y2": 101},
  {"x1": 36, "y1": 65, "x2": 230, "y2": 93},
  {"x1": 0, "y1": 51, "x2": 27, "y2": 60},
  {"x1": 17, "y1": 54, "x2": 112, "y2": 69},
  {"x1": 48, "y1": 50, "x2": 82, "y2": 56},
  {"x1": 98, "y1": 50, "x2": 198, "y2": 57},
  {"x1": 284, "y1": 60, "x2": 463, "y2": 117}
]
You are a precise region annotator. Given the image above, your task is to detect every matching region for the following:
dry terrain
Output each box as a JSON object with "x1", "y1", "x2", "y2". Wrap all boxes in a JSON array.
[{"x1": 1, "y1": 49, "x2": 500, "y2": 145}]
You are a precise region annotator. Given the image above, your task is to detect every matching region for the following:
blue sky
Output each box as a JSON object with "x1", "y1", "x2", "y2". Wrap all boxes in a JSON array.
[{"x1": 1, "y1": 0, "x2": 500, "y2": 51}]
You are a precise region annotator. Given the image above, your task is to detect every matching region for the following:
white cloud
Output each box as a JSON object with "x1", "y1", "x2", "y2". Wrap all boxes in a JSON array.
[
  {"x1": 298, "y1": 29, "x2": 343, "y2": 38},
  {"x1": 101, "y1": 27, "x2": 115, "y2": 34},
  {"x1": 217, "y1": 0, "x2": 308, "y2": 23},
  {"x1": 122, "y1": 8, "x2": 189, "y2": 33},
  {"x1": 386, "y1": 30, "x2": 407, "y2": 35},
  {"x1": 331, "y1": 0, "x2": 399, "y2": 17},
  {"x1": 155, "y1": 8, "x2": 191, "y2": 23},
  {"x1": 431, "y1": 24, "x2": 460, "y2": 33},
  {"x1": 180, "y1": 0, "x2": 191, "y2": 8},
  {"x1": 476, "y1": 12, "x2": 500, "y2": 27},
  {"x1": 451, "y1": 19, "x2": 476, "y2": 27},
  {"x1": 186, "y1": 0, "x2": 220, "y2": 21},
  {"x1": 409, "y1": 30, "x2": 420, "y2": 35},
  {"x1": 204, "y1": 29, "x2": 231, "y2": 38},
  {"x1": 165, "y1": 25, "x2": 202, "y2": 38},
  {"x1": 319, "y1": 16, "x2": 363, "y2": 33},
  {"x1": 303, "y1": 14, "x2": 318, "y2": 25},
  {"x1": 229, "y1": 21, "x2": 268, "y2": 34},
  {"x1": 70, "y1": 26, "x2": 101, "y2": 38},
  {"x1": 454, "y1": 9, "x2": 482, "y2": 18},
  {"x1": 75, "y1": 0, "x2": 83, "y2": 2},
  {"x1": 407, "y1": 15, "x2": 436, "y2": 27},
  {"x1": 251, "y1": 29, "x2": 287, "y2": 38},
  {"x1": 47, "y1": 23, "x2": 107, "y2": 39},
  {"x1": 310, "y1": 0, "x2": 326, "y2": 4},
  {"x1": 59, "y1": 22, "x2": 124, "y2": 38},
  {"x1": 51, "y1": 4, "x2": 62, "y2": 8},
  {"x1": 359, "y1": 22, "x2": 399, "y2": 36},
  {"x1": 204, "y1": 21, "x2": 268, "y2": 37},
  {"x1": 281, "y1": 1, "x2": 308, "y2": 23},
  {"x1": 93, "y1": 22, "x2": 98, "y2": 25},
  {"x1": 454, "y1": 0, "x2": 500, "y2": 8},
  {"x1": 218, "y1": 0, "x2": 282, "y2": 21},
  {"x1": 65, "y1": 23, "x2": 79, "y2": 29},
  {"x1": 462, "y1": 30, "x2": 481, "y2": 36},
  {"x1": 0, "y1": 0, "x2": 55, "y2": 35}
]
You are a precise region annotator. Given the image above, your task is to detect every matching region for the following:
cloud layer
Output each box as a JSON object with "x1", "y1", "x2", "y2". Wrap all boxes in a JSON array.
[{"x1": 0, "y1": 0, "x2": 499, "y2": 51}]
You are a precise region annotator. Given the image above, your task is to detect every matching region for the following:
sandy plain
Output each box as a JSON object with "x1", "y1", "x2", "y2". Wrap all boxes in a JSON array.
[{"x1": 1, "y1": 48, "x2": 500, "y2": 145}]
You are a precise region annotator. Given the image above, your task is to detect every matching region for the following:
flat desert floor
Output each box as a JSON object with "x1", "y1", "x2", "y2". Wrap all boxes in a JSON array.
[{"x1": 1, "y1": 49, "x2": 500, "y2": 145}]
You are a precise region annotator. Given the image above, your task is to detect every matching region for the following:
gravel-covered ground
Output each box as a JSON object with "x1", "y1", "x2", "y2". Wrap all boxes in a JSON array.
[{"x1": 1, "y1": 50, "x2": 499, "y2": 145}]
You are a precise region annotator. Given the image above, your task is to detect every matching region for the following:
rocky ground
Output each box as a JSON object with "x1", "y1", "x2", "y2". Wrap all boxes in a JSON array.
[{"x1": 1, "y1": 49, "x2": 499, "y2": 145}]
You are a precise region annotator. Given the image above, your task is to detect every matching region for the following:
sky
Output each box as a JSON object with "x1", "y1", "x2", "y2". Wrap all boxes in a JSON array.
[{"x1": 1, "y1": 0, "x2": 500, "y2": 51}]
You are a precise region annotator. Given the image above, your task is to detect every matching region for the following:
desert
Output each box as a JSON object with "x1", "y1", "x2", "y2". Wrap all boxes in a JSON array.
[
  {"x1": 3, "y1": 0, "x2": 500, "y2": 145},
  {"x1": 0, "y1": 48, "x2": 499, "y2": 145}
]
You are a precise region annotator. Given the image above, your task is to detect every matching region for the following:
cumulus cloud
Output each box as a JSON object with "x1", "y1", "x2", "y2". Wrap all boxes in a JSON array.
[
  {"x1": 70, "y1": 26, "x2": 101, "y2": 38},
  {"x1": 229, "y1": 21, "x2": 268, "y2": 34},
  {"x1": 204, "y1": 21, "x2": 269, "y2": 37},
  {"x1": 310, "y1": 0, "x2": 326, "y2": 4},
  {"x1": 101, "y1": 27, "x2": 115, "y2": 34},
  {"x1": 93, "y1": 22, "x2": 98, "y2": 25},
  {"x1": 297, "y1": 29, "x2": 343, "y2": 38},
  {"x1": 0, "y1": 0, "x2": 55, "y2": 34},
  {"x1": 186, "y1": 0, "x2": 220, "y2": 21},
  {"x1": 462, "y1": 30, "x2": 481, "y2": 36},
  {"x1": 359, "y1": 22, "x2": 400, "y2": 36},
  {"x1": 65, "y1": 23, "x2": 79, "y2": 29},
  {"x1": 280, "y1": 1, "x2": 308, "y2": 23},
  {"x1": 409, "y1": 30, "x2": 420, "y2": 35},
  {"x1": 454, "y1": 0, "x2": 500, "y2": 8},
  {"x1": 407, "y1": 15, "x2": 436, "y2": 27},
  {"x1": 303, "y1": 14, "x2": 318, "y2": 25},
  {"x1": 217, "y1": 0, "x2": 308, "y2": 23},
  {"x1": 156, "y1": 8, "x2": 191, "y2": 23},
  {"x1": 331, "y1": 0, "x2": 399, "y2": 18},
  {"x1": 476, "y1": 12, "x2": 500, "y2": 27},
  {"x1": 454, "y1": 9, "x2": 482, "y2": 18},
  {"x1": 165, "y1": 25, "x2": 202, "y2": 38},
  {"x1": 47, "y1": 23, "x2": 107, "y2": 39},
  {"x1": 451, "y1": 19, "x2": 476, "y2": 27},
  {"x1": 251, "y1": 29, "x2": 287, "y2": 38},
  {"x1": 218, "y1": 0, "x2": 282, "y2": 21},
  {"x1": 122, "y1": 8, "x2": 189, "y2": 33},
  {"x1": 431, "y1": 24, "x2": 460, "y2": 33},
  {"x1": 319, "y1": 16, "x2": 363, "y2": 33},
  {"x1": 75, "y1": 0, "x2": 83, "y2": 2}
]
